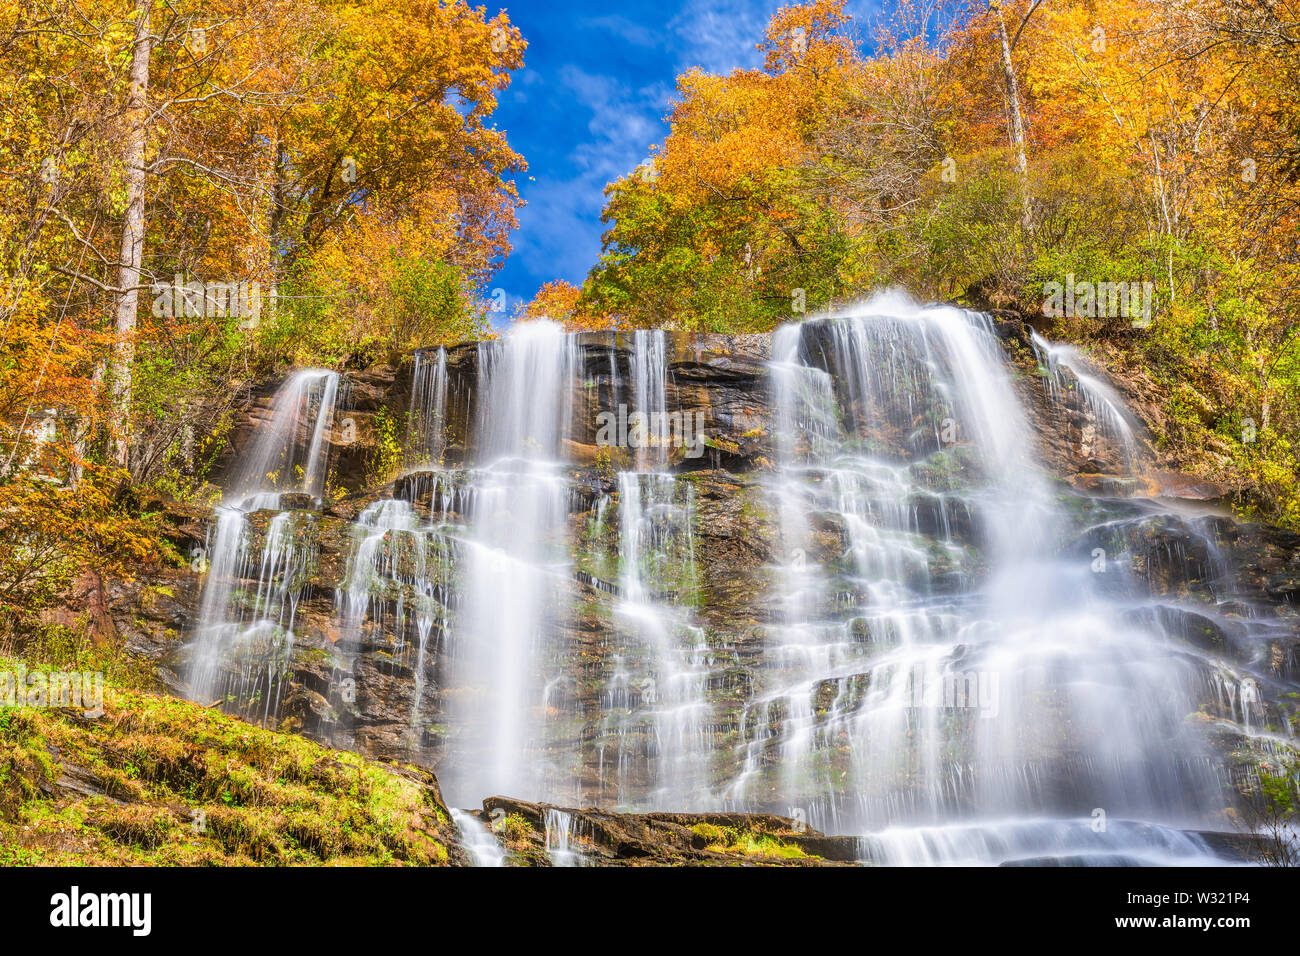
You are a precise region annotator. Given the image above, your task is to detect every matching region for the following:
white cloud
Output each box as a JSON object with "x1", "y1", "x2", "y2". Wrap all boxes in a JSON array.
[
  {"x1": 666, "y1": 0, "x2": 770, "y2": 74},
  {"x1": 667, "y1": 0, "x2": 885, "y2": 75},
  {"x1": 558, "y1": 65, "x2": 667, "y2": 182},
  {"x1": 504, "y1": 68, "x2": 671, "y2": 290}
]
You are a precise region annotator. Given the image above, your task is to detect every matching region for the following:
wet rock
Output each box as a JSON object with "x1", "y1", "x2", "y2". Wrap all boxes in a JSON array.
[
  {"x1": 468, "y1": 796, "x2": 858, "y2": 866},
  {"x1": 1149, "y1": 471, "x2": 1228, "y2": 502}
]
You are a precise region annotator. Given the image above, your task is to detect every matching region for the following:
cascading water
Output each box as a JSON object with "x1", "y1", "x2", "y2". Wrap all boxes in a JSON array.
[
  {"x1": 439, "y1": 320, "x2": 581, "y2": 807},
  {"x1": 185, "y1": 300, "x2": 1298, "y2": 865},
  {"x1": 579, "y1": 330, "x2": 717, "y2": 809},
  {"x1": 406, "y1": 347, "x2": 448, "y2": 466},
  {"x1": 188, "y1": 369, "x2": 338, "y2": 713},
  {"x1": 543, "y1": 807, "x2": 582, "y2": 866},
  {"x1": 629, "y1": 328, "x2": 668, "y2": 472},
  {"x1": 1030, "y1": 331, "x2": 1142, "y2": 473},
  {"x1": 335, "y1": 497, "x2": 453, "y2": 741},
  {"x1": 449, "y1": 808, "x2": 505, "y2": 867},
  {"x1": 728, "y1": 298, "x2": 1254, "y2": 862},
  {"x1": 610, "y1": 471, "x2": 713, "y2": 807}
]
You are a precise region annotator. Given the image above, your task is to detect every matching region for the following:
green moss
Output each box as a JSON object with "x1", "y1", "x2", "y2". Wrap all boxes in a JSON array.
[
  {"x1": 0, "y1": 663, "x2": 455, "y2": 866},
  {"x1": 691, "y1": 822, "x2": 725, "y2": 845},
  {"x1": 502, "y1": 813, "x2": 532, "y2": 843},
  {"x1": 695, "y1": 822, "x2": 815, "y2": 860}
]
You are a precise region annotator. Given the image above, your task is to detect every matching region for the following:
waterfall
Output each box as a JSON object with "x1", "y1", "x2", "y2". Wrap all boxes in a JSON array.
[
  {"x1": 1030, "y1": 331, "x2": 1142, "y2": 473},
  {"x1": 585, "y1": 330, "x2": 716, "y2": 809},
  {"x1": 449, "y1": 809, "x2": 505, "y2": 867},
  {"x1": 188, "y1": 369, "x2": 338, "y2": 712},
  {"x1": 543, "y1": 807, "x2": 590, "y2": 866},
  {"x1": 182, "y1": 303, "x2": 1299, "y2": 865},
  {"x1": 858, "y1": 818, "x2": 1220, "y2": 867},
  {"x1": 321, "y1": 350, "x2": 458, "y2": 751},
  {"x1": 630, "y1": 328, "x2": 668, "y2": 470},
  {"x1": 611, "y1": 471, "x2": 712, "y2": 808},
  {"x1": 439, "y1": 320, "x2": 581, "y2": 807},
  {"x1": 406, "y1": 347, "x2": 448, "y2": 465},
  {"x1": 336, "y1": 497, "x2": 453, "y2": 739},
  {"x1": 735, "y1": 300, "x2": 1231, "y2": 860},
  {"x1": 229, "y1": 369, "x2": 338, "y2": 502}
]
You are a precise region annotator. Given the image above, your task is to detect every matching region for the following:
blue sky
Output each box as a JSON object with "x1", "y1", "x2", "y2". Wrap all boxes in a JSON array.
[{"x1": 487, "y1": 0, "x2": 884, "y2": 319}]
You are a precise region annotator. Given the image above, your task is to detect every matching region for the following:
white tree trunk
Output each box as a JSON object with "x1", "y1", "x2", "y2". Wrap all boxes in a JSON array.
[
  {"x1": 994, "y1": 5, "x2": 1032, "y2": 230},
  {"x1": 111, "y1": 0, "x2": 153, "y2": 470}
]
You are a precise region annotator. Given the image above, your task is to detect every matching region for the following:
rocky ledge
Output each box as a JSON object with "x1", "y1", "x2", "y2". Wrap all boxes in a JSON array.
[{"x1": 463, "y1": 797, "x2": 862, "y2": 866}]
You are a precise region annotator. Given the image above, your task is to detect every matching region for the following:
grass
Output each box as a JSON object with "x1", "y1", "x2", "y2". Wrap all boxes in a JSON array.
[
  {"x1": 691, "y1": 822, "x2": 812, "y2": 860},
  {"x1": 0, "y1": 660, "x2": 455, "y2": 866}
]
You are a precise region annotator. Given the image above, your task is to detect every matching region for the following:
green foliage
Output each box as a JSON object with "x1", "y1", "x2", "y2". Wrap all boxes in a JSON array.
[
  {"x1": 16, "y1": 623, "x2": 155, "y2": 692},
  {"x1": 692, "y1": 821, "x2": 812, "y2": 859},
  {"x1": 0, "y1": 671, "x2": 456, "y2": 865},
  {"x1": 582, "y1": 168, "x2": 856, "y2": 332},
  {"x1": 367, "y1": 407, "x2": 404, "y2": 484},
  {"x1": 501, "y1": 813, "x2": 532, "y2": 843},
  {"x1": 259, "y1": 256, "x2": 487, "y2": 371}
]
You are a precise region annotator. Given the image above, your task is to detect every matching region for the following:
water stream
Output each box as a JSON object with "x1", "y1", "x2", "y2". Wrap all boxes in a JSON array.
[
  {"x1": 185, "y1": 306, "x2": 1298, "y2": 865},
  {"x1": 187, "y1": 369, "x2": 338, "y2": 713}
]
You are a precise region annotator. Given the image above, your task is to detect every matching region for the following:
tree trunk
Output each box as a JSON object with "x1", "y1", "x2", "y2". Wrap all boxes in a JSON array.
[
  {"x1": 993, "y1": 4, "x2": 1032, "y2": 230},
  {"x1": 110, "y1": 0, "x2": 154, "y2": 471},
  {"x1": 269, "y1": 121, "x2": 288, "y2": 316}
]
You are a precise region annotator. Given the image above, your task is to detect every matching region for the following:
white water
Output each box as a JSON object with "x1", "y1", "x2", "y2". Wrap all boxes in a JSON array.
[
  {"x1": 188, "y1": 370, "x2": 338, "y2": 710},
  {"x1": 440, "y1": 320, "x2": 581, "y2": 807},
  {"x1": 406, "y1": 347, "x2": 448, "y2": 465},
  {"x1": 449, "y1": 808, "x2": 505, "y2": 867},
  {"x1": 543, "y1": 807, "x2": 589, "y2": 866},
  {"x1": 592, "y1": 330, "x2": 717, "y2": 809},
  {"x1": 336, "y1": 497, "x2": 452, "y2": 739},
  {"x1": 610, "y1": 472, "x2": 714, "y2": 808},
  {"x1": 1031, "y1": 331, "x2": 1142, "y2": 473},
  {"x1": 185, "y1": 306, "x2": 1298, "y2": 866},
  {"x1": 859, "y1": 817, "x2": 1225, "y2": 867},
  {"x1": 228, "y1": 370, "x2": 338, "y2": 502},
  {"x1": 730, "y1": 300, "x2": 1231, "y2": 859}
]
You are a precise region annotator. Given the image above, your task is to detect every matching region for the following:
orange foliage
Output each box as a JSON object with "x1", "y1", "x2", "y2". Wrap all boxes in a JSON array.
[{"x1": 524, "y1": 280, "x2": 618, "y2": 332}]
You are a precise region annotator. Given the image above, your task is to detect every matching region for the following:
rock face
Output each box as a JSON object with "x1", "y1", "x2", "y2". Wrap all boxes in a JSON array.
[
  {"x1": 131, "y1": 321, "x2": 1300, "y2": 862},
  {"x1": 184, "y1": 332, "x2": 788, "y2": 774}
]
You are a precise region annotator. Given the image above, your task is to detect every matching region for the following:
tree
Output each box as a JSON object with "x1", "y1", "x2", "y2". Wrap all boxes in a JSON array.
[
  {"x1": 109, "y1": 0, "x2": 153, "y2": 468},
  {"x1": 989, "y1": 0, "x2": 1041, "y2": 229},
  {"x1": 268, "y1": 0, "x2": 526, "y2": 282},
  {"x1": 525, "y1": 279, "x2": 616, "y2": 331},
  {"x1": 583, "y1": 0, "x2": 862, "y2": 329},
  {"x1": 0, "y1": 0, "x2": 528, "y2": 483}
]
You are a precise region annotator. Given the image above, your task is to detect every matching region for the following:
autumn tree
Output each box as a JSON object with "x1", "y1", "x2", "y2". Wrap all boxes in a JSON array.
[
  {"x1": 0, "y1": 0, "x2": 527, "y2": 483},
  {"x1": 579, "y1": 0, "x2": 1300, "y2": 525},
  {"x1": 524, "y1": 279, "x2": 616, "y2": 331},
  {"x1": 584, "y1": 0, "x2": 862, "y2": 330},
  {"x1": 269, "y1": 0, "x2": 526, "y2": 280}
]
